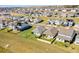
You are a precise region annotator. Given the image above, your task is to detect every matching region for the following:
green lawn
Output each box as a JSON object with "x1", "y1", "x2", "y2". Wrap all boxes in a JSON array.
[
  {"x1": 18, "y1": 27, "x2": 36, "y2": 40},
  {"x1": 54, "y1": 41, "x2": 65, "y2": 46}
]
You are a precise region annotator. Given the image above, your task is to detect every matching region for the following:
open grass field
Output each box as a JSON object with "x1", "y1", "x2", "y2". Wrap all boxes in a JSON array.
[{"x1": 0, "y1": 27, "x2": 79, "y2": 53}]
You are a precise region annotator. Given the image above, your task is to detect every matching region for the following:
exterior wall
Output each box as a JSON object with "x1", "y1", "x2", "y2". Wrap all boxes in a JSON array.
[
  {"x1": 56, "y1": 38, "x2": 64, "y2": 42},
  {"x1": 46, "y1": 35, "x2": 54, "y2": 39},
  {"x1": 74, "y1": 42, "x2": 79, "y2": 45},
  {"x1": 0, "y1": 24, "x2": 4, "y2": 29},
  {"x1": 74, "y1": 38, "x2": 79, "y2": 45},
  {"x1": 71, "y1": 10, "x2": 76, "y2": 12},
  {"x1": 62, "y1": 10, "x2": 66, "y2": 12},
  {"x1": 12, "y1": 26, "x2": 17, "y2": 31},
  {"x1": 8, "y1": 25, "x2": 13, "y2": 29},
  {"x1": 34, "y1": 32, "x2": 41, "y2": 37}
]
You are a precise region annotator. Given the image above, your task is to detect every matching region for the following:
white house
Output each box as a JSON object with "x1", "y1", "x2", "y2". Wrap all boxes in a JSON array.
[{"x1": 74, "y1": 35, "x2": 79, "y2": 45}]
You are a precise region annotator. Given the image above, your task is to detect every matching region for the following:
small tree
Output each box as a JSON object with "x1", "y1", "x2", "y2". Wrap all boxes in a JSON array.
[
  {"x1": 71, "y1": 44, "x2": 75, "y2": 49},
  {"x1": 64, "y1": 42, "x2": 70, "y2": 47}
]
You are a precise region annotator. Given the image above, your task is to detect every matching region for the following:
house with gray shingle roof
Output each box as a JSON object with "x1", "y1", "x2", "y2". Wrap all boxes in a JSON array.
[
  {"x1": 32, "y1": 26, "x2": 46, "y2": 37},
  {"x1": 7, "y1": 21, "x2": 18, "y2": 31},
  {"x1": 43, "y1": 27, "x2": 58, "y2": 39},
  {"x1": 74, "y1": 34, "x2": 79, "y2": 45},
  {"x1": 0, "y1": 20, "x2": 7, "y2": 30},
  {"x1": 56, "y1": 28, "x2": 75, "y2": 42},
  {"x1": 54, "y1": 20, "x2": 64, "y2": 25},
  {"x1": 48, "y1": 19, "x2": 55, "y2": 24},
  {"x1": 33, "y1": 18, "x2": 43, "y2": 24}
]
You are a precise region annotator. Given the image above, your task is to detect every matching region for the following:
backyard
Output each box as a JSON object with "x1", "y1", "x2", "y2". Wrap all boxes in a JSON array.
[{"x1": 0, "y1": 26, "x2": 79, "y2": 53}]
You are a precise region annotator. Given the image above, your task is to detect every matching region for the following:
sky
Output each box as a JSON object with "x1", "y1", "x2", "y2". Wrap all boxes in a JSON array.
[{"x1": 0, "y1": 0, "x2": 79, "y2": 5}]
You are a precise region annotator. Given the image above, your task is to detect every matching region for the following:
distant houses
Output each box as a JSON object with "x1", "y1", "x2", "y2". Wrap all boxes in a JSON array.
[
  {"x1": 48, "y1": 19, "x2": 75, "y2": 27},
  {"x1": 0, "y1": 16, "x2": 32, "y2": 32},
  {"x1": 48, "y1": 19, "x2": 64, "y2": 25},
  {"x1": 33, "y1": 18, "x2": 43, "y2": 24}
]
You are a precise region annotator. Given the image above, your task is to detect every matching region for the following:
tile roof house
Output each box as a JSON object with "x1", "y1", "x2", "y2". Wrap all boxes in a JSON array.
[
  {"x1": 56, "y1": 28, "x2": 75, "y2": 42},
  {"x1": 32, "y1": 26, "x2": 46, "y2": 37},
  {"x1": 43, "y1": 27, "x2": 58, "y2": 39}
]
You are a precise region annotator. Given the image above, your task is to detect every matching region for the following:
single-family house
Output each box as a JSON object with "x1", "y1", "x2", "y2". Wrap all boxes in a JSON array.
[
  {"x1": 63, "y1": 21, "x2": 69, "y2": 26},
  {"x1": 54, "y1": 20, "x2": 64, "y2": 25},
  {"x1": 7, "y1": 21, "x2": 17, "y2": 31},
  {"x1": 0, "y1": 20, "x2": 7, "y2": 30},
  {"x1": 70, "y1": 9, "x2": 76, "y2": 12},
  {"x1": 48, "y1": 19, "x2": 55, "y2": 24},
  {"x1": 43, "y1": 27, "x2": 58, "y2": 39},
  {"x1": 67, "y1": 13, "x2": 75, "y2": 17},
  {"x1": 60, "y1": 12, "x2": 67, "y2": 17},
  {"x1": 74, "y1": 34, "x2": 79, "y2": 45},
  {"x1": 66, "y1": 19, "x2": 75, "y2": 26},
  {"x1": 62, "y1": 9, "x2": 67, "y2": 12},
  {"x1": 32, "y1": 26, "x2": 46, "y2": 37},
  {"x1": 33, "y1": 18, "x2": 43, "y2": 24},
  {"x1": 63, "y1": 19, "x2": 75, "y2": 26},
  {"x1": 56, "y1": 28, "x2": 75, "y2": 42},
  {"x1": 75, "y1": 12, "x2": 79, "y2": 17},
  {"x1": 17, "y1": 23, "x2": 31, "y2": 31},
  {"x1": 0, "y1": 23, "x2": 5, "y2": 30},
  {"x1": 74, "y1": 24, "x2": 79, "y2": 31}
]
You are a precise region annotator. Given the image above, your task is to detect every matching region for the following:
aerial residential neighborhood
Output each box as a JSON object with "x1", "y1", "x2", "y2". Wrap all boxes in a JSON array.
[{"x1": 1, "y1": 5, "x2": 79, "y2": 53}]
